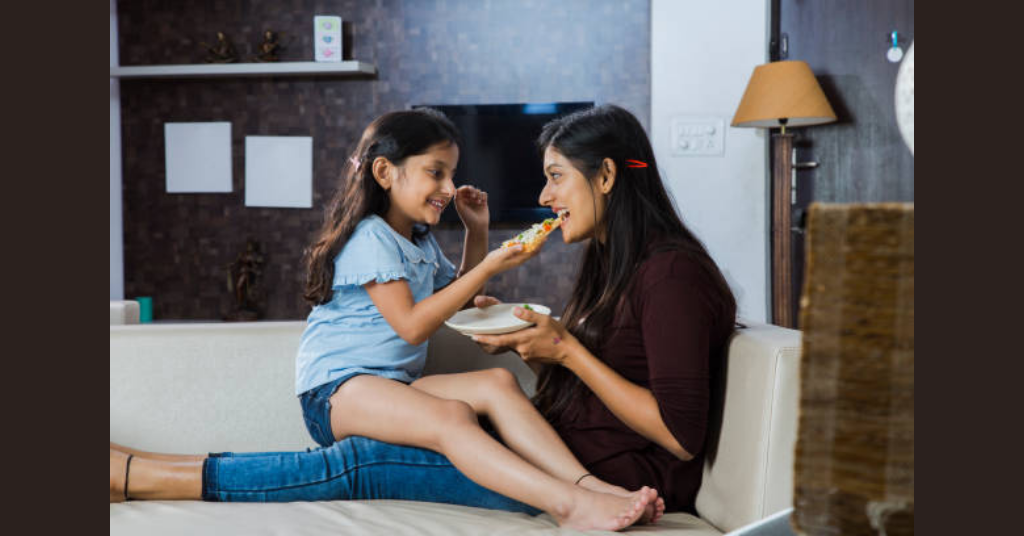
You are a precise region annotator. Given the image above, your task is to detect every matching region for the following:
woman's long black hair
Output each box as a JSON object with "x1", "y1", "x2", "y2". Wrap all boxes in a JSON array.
[
  {"x1": 532, "y1": 104, "x2": 737, "y2": 422},
  {"x1": 304, "y1": 108, "x2": 461, "y2": 305}
]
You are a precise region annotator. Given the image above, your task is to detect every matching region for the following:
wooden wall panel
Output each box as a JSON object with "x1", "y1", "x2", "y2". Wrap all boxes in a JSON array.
[{"x1": 778, "y1": 0, "x2": 915, "y2": 326}]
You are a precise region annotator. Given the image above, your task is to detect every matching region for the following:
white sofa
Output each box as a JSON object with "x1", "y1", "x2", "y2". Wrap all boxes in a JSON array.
[{"x1": 110, "y1": 303, "x2": 801, "y2": 535}]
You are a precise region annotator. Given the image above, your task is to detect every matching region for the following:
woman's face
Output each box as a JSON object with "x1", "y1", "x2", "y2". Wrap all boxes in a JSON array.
[{"x1": 538, "y1": 146, "x2": 609, "y2": 243}]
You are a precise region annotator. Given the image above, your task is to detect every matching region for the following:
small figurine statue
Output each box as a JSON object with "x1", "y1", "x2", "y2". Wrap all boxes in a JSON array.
[
  {"x1": 226, "y1": 239, "x2": 264, "y2": 321},
  {"x1": 200, "y1": 32, "x2": 238, "y2": 63},
  {"x1": 253, "y1": 30, "x2": 284, "y2": 62}
]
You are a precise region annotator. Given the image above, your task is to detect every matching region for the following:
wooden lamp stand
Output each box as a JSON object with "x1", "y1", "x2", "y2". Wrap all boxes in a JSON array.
[{"x1": 771, "y1": 129, "x2": 795, "y2": 328}]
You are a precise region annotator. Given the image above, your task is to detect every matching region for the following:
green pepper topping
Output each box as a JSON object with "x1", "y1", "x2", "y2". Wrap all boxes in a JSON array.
[{"x1": 522, "y1": 304, "x2": 533, "y2": 311}]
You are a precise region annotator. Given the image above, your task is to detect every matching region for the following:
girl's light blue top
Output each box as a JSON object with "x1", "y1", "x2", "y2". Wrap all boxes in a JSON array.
[{"x1": 295, "y1": 215, "x2": 458, "y2": 395}]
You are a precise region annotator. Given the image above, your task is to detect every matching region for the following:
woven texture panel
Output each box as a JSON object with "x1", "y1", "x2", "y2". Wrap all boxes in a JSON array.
[{"x1": 793, "y1": 203, "x2": 914, "y2": 535}]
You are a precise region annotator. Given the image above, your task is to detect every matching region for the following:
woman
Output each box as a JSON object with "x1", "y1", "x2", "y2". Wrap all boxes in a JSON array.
[
  {"x1": 110, "y1": 104, "x2": 735, "y2": 517},
  {"x1": 474, "y1": 103, "x2": 737, "y2": 512}
]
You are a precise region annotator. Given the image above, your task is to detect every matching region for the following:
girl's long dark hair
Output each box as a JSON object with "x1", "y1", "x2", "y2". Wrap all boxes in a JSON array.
[
  {"x1": 304, "y1": 108, "x2": 461, "y2": 305},
  {"x1": 532, "y1": 104, "x2": 737, "y2": 422}
]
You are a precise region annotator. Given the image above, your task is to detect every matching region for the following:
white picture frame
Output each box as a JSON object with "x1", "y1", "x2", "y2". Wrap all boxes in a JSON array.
[
  {"x1": 164, "y1": 122, "x2": 233, "y2": 193},
  {"x1": 244, "y1": 136, "x2": 314, "y2": 208}
]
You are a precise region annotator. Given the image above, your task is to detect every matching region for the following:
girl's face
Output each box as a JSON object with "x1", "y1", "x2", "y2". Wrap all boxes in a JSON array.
[
  {"x1": 538, "y1": 147, "x2": 611, "y2": 244},
  {"x1": 377, "y1": 141, "x2": 459, "y2": 236}
]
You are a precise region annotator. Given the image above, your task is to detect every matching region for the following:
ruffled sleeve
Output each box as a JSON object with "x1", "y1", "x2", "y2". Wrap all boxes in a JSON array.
[
  {"x1": 425, "y1": 232, "x2": 458, "y2": 291},
  {"x1": 332, "y1": 219, "x2": 409, "y2": 288}
]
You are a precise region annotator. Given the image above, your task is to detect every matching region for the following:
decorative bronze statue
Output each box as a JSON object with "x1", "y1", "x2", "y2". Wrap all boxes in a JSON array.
[
  {"x1": 253, "y1": 30, "x2": 284, "y2": 62},
  {"x1": 226, "y1": 239, "x2": 264, "y2": 321},
  {"x1": 201, "y1": 32, "x2": 238, "y2": 63}
]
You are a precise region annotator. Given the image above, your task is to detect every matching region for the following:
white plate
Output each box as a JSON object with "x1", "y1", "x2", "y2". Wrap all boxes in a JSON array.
[{"x1": 444, "y1": 303, "x2": 551, "y2": 335}]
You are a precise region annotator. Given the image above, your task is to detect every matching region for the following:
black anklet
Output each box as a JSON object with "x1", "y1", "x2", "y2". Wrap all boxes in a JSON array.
[
  {"x1": 574, "y1": 473, "x2": 594, "y2": 486},
  {"x1": 124, "y1": 454, "x2": 134, "y2": 501}
]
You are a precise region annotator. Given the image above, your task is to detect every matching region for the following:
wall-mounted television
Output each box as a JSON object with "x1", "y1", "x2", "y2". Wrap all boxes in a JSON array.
[{"x1": 413, "y1": 102, "x2": 594, "y2": 223}]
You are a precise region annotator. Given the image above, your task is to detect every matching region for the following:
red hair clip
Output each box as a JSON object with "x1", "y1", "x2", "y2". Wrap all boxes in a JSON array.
[{"x1": 625, "y1": 159, "x2": 648, "y2": 168}]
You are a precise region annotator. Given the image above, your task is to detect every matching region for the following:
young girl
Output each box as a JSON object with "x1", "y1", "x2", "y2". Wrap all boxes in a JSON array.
[{"x1": 109, "y1": 109, "x2": 661, "y2": 530}]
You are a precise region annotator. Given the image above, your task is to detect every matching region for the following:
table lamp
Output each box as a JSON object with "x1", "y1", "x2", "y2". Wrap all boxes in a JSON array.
[{"x1": 731, "y1": 60, "x2": 836, "y2": 328}]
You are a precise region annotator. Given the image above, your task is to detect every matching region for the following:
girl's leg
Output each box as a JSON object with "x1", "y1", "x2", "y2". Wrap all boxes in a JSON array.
[
  {"x1": 328, "y1": 375, "x2": 653, "y2": 531},
  {"x1": 413, "y1": 369, "x2": 600, "y2": 484},
  {"x1": 412, "y1": 369, "x2": 665, "y2": 522}
]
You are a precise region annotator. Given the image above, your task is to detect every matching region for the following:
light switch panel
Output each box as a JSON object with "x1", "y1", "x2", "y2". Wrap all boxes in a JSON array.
[{"x1": 671, "y1": 116, "x2": 725, "y2": 156}]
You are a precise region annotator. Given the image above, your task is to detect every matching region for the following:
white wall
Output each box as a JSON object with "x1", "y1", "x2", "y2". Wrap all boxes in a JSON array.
[
  {"x1": 651, "y1": 0, "x2": 770, "y2": 322},
  {"x1": 110, "y1": 0, "x2": 124, "y2": 300}
]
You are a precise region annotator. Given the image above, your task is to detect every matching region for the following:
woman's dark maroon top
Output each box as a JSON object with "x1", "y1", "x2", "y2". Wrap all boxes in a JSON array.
[{"x1": 551, "y1": 247, "x2": 736, "y2": 513}]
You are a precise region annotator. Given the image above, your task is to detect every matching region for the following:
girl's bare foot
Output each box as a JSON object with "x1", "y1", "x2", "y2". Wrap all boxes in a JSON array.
[
  {"x1": 110, "y1": 449, "x2": 128, "y2": 503},
  {"x1": 578, "y1": 477, "x2": 665, "y2": 524},
  {"x1": 553, "y1": 486, "x2": 655, "y2": 531}
]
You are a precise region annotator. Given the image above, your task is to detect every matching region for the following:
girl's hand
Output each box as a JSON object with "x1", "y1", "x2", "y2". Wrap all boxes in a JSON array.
[
  {"x1": 473, "y1": 295, "x2": 502, "y2": 309},
  {"x1": 471, "y1": 296, "x2": 514, "y2": 354},
  {"x1": 472, "y1": 306, "x2": 576, "y2": 365},
  {"x1": 480, "y1": 242, "x2": 540, "y2": 275},
  {"x1": 454, "y1": 185, "x2": 489, "y2": 233}
]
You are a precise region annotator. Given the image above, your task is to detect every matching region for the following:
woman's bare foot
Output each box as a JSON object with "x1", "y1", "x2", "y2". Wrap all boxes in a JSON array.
[
  {"x1": 552, "y1": 486, "x2": 655, "y2": 531},
  {"x1": 578, "y1": 477, "x2": 665, "y2": 524},
  {"x1": 110, "y1": 449, "x2": 128, "y2": 503},
  {"x1": 653, "y1": 495, "x2": 666, "y2": 523}
]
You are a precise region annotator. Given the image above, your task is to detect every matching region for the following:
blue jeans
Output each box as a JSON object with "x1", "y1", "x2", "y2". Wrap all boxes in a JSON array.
[{"x1": 202, "y1": 435, "x2": 541, "y2": 515}]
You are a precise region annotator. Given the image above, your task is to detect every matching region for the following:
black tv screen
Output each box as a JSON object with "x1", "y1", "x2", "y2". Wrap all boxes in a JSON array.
[{"x1": 414, "y1": 102, "x2": 594, "y2": 223}]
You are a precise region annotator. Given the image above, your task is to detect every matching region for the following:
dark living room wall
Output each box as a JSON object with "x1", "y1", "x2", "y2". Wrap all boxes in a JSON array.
[{"x1": 118, "y1": 0, "x2": 650, "y2": 320}]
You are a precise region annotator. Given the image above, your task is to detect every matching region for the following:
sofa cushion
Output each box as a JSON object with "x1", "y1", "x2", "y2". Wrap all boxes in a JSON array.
[
  {"x1": 110, "y1": 500, "x2": 723, "y2": 535},
  {"x1": 694, "y1": 321, "x2": 801, "y2": 533},
  {"x1": 110, "y1": 321, "x2": 313, "y2": 453},
  {"x1": 109, "y1": 322, "x2": 535, "y2": 454}
]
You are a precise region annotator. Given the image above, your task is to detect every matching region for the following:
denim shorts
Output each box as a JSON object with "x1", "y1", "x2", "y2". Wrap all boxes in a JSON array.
[
  {"x1": 298, "y1": 372, "x2": 358, "y2": 447},
  {"x1": 299, "y1": 372, "x2": 415, "y2": 447}
]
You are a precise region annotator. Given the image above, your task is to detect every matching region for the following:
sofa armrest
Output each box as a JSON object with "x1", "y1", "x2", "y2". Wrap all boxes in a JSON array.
[
  {"x1": 696, "y1": 320, "x2": 802, "y2": 533},
  {"x1": 110, "y1": 300, "x2": 140, "y2": 325}
]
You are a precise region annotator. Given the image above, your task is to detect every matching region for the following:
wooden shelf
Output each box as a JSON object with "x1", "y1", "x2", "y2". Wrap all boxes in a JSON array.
[{"x1": 110, "y1": 60, "x2": 376, "y2": 79}]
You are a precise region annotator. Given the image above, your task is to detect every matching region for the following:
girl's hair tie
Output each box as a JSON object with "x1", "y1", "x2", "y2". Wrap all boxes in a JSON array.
[
  {"x1": 349, "y1": 156, "x2": 361, "y2": 168},
  {"x1": 625, "y1": 159, "x2": 648, "y2": 168}
]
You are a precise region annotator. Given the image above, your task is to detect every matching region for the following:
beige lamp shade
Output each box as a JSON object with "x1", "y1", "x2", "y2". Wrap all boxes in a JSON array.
[{"x1": 732, "y1": 60, "x2": 837, "y2": 128}]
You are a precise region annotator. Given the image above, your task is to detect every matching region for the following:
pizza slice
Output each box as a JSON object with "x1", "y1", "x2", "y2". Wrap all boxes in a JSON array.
[{"x1": 501, "y1": 210, "x2": 567, "y2": 253}]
